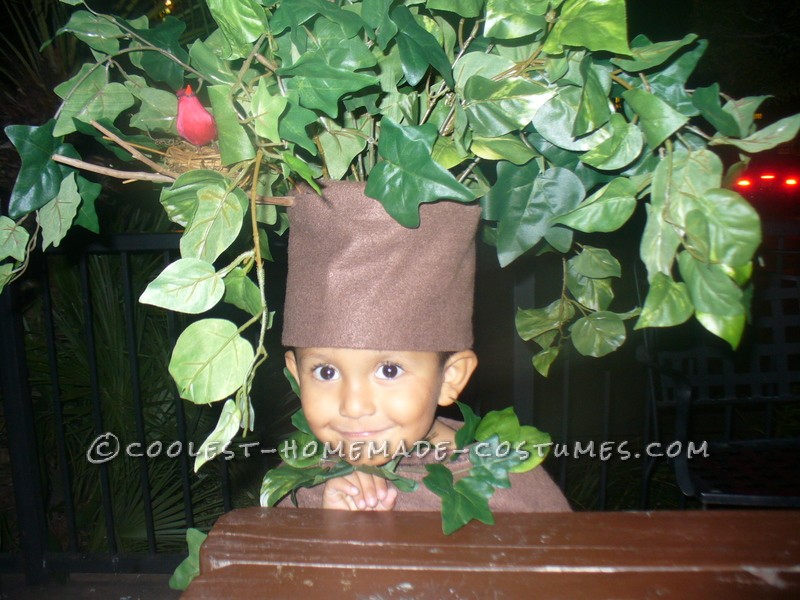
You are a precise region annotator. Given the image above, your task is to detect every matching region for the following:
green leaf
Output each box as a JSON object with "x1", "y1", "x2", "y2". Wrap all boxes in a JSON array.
[
  {"x1": 365, "y1": 119, "x2": 473, "y2": 227},
  {"x1": 6, "y1": 121, "x2": 79, "y2": 218},
  {"x1": 180, "y1": 183, "x2": 247, "y2": 263},
  {"x1": 543, "y1": 0, "x2": 631, "y2": 55},
  {"x1": 318, "y1": 122, "x2": 369, "y2": 180},
  {"x1": 516, "y1": 299, "x2": 575, "y2": 341},
  {"x1": 691, "y1": 84, "x2": 740, "y2": 138},
  {"x1": 532, "y1": 86, "x2": 612, "y2": 152},
  {"x1": 362, "y1": 0, "x2": 398, "y2": 49},
  {"x1": 484, "y1": 0, "x2": 548, "y2": 39},
  {"x1": 279, "y1": 430, "x2": 325, "y2": 468},
  {"x1": 140, "y1": 258, "x2": 224, "y2": 314},
  {"x1": 470, "y1": 135, "x2": 537, "y2": 165},
  {"x1": 622, "y1": 88, "x2": 689, "y2": 148},
  {"x1": 0, "y1": 265, "x2": 14, "y2": 294},
  {"x1": 73, "y1": 176, "x2": 100, "y2": 234},
  {"x1": 281, "y1": 152, "x2": 321, "y2": 193},
  {"x1": 611, "y1": 34, "x2": 698, "y2": 72},
  {"x1": 278, "y1": 97, "x2": 319, "y2": 154},
  {"x1": 53, "y1": 65, "x2": 135, "y2": 136},
  {"x1": 635, "y1": 39, "x2": 707, "y2": 117},
  {"x1": 252, "y1": 79, "x2": 288, "y2": 144},
  {"x1": 570, "y1": 312, "x2": 626, "y2": 357},
  {"x1": 125, "y1": 17, "x2": 188, "y2": 90},
  {"x1": 223, "y1": 268, "x2": 263, "y2": 317},
  {"x1": 0, "y1": 217, "x2": 29, "y2": 262},
  {"x1": 271, "y1": 0, "x2": 363, "y2": 38},
  {"x1": 160, "y1": 170, "x2": 227, "y2": 227},
  {"x1": 169, "y1": 318, "x2": 255, "y2": 404},
  {"x1": 555, "y1": 177, "x2": 636, "y2": 233},
  {"x1": 573, "y1": 57, "x2": 612, "y2": 137},
  {"x1": 129, "y1": 87, "x2": 177, "y2": 134},
  {"x1": 453, "y1": 53, "x2": 516, "y2": 93},
  {"x1": 722, "y1": 95, "x2": 770, "y2": 138},
  {"x1": 579, "y1": 113, "x2": 643, "y2": 170},
  {"x1": 454, "y1": 402, "x2": 481, "y2": 450},
  {"x1": 391, "y1": 6, "x2": 454, "y2": 88},
  {"x1": 639, "y1": 203, "x2": 681, "y2": 281},
  {"x1": 189, "y1": 40, "x2": 238, "y2": 86},
  {"x1": 193, "y1": 399, "x2": 242, "y2": 471},
  {"x1": 463, "y1": 76, "x2": 554, "y2": 137},
  {"x1": 207, "y1": 85, "x2": 256, "y2": 166},
  {"x1": 206, "y1": 0, "x2": 267, "y2": 59},
  {"x1": 567, "y1": 261, "x2": 614, "y2": 311},
  {"x1": 427, "y1": 0, "x2": 484, "y2": 18},
  {"x1": 284, "y1": 368, "x2": 301, "y2": 398},
  {"x1": 58, "y1": 10, "x2": 123, "y2": 55},
  {"x1": 260, "y1": 461, "x2": 355, "y2": 507},
  {"x1": 709, "y1": 114, "x2": 800, "y2": 153},
  {"x1": 698, "y1": 188, "x2": 761, "y2": 267},
  {"x1": 488, "y1": 164, "x2": 585, "y2": 267},
  {"x1": 532, "y1": 347, "x2": 559, "y2": 377},
  {"x1": 168, "y1": 529, "x2": 208, "y2": 591},
  {"x1": 423, "y1": 463, "x2": 494, "y2": 534},
  {"x1": 38, "y1": 173, "x2": 81, "y2": 250},
  {"x1": 677, "y1": 252, "x2": 745, "y2": 348},
  {"x1": 635, "y1": 272, "x2": 693, "y2": 329},
  {"x1": 571, "y1": 246, "x2": 621, "y2": 278}
]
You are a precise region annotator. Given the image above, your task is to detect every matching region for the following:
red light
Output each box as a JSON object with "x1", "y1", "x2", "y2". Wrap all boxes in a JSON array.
[
  {"x1": 737, "y1": 179, "x2": 752, "y2": 187},
  {"x1": 786, "y1": 178, "x2": 798, "y2": 186},
  {"x1": 760, "y1": 174, "x2": 776, "y2": 180}
]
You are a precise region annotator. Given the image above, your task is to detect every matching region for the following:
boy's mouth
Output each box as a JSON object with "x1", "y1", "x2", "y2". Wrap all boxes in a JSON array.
[{"x1": 334, "y1": 427, "x2": 390, "y2": 440}]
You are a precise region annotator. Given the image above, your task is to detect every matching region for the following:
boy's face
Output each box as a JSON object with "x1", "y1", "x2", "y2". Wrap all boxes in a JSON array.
[{"x1": 284, "y1": 347, "x2": 476, "y2": 466}]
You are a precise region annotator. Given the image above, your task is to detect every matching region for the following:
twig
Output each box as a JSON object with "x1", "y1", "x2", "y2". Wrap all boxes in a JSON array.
[
  {"x1": 255, "y1": 195, "x2": 294, "y2": 207},
  {"x1": 51, "y1": 154, "x2": 175, "y2": 183},
  {"x1": 90, "y1": 120, "x2": 180, "y2": 179}
]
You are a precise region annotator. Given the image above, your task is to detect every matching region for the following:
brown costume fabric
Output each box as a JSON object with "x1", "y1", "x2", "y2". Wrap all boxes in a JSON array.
[
  {"x1": 277, "y1": 418, "x2": 572, "y2": 513},
  {"x1": 282, "y1": 181, "x2": 482, "y2": 352}
]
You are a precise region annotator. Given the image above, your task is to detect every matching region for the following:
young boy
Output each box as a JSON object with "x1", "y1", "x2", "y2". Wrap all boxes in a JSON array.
[{"x1": 279, "y1": 182, "x2": 570, "y2": 513}]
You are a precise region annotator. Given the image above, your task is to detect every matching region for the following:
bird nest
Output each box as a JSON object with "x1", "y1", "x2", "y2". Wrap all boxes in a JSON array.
[{"x1": 163, "y1": 142, "x2": 253, "y2": 189}]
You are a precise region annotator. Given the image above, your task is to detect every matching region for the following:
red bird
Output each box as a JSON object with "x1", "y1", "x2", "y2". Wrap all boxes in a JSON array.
[{"x1": 176, "y1": 85, "x2": 217, "y2": 146}]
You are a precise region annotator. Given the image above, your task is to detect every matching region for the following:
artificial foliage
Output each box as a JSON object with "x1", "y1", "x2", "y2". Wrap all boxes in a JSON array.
[{"x1": 1, "y1": 0, "x2": 798, "y2": 512}]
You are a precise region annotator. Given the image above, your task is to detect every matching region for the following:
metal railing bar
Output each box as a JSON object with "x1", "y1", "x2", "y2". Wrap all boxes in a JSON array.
[
  {"x1": 41, "y1": 263, "x2": 79, "y2": 553},
  {"x1": 80, "y1": 255, "x2": 118, "y2": 555},
  {"x1": 44, "y1": 552, "x2": 184, "y2": 574},
  {"x1": 120, "y1": 252, "x2": 157, "y2": 554},
  {"x1": 598, "y1": 370, "x2": 611, "y2": 511},
  {"x1": 558, "y1": 357, "x2": 570, "y2": 491}
]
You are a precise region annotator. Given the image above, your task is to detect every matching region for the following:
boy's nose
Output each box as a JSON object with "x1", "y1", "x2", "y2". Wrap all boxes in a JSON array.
[{"x1": 339, "y1": 380, "x2": 376, "y2": 418}]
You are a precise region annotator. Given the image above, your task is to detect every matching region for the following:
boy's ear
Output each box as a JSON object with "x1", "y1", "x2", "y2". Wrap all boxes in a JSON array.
[
  {"x1": 437, "y1": 350, "x2": 478, "y2": 407},
  {"x1": 284, "y1": 350, "x2": 299, "y2": 381}
]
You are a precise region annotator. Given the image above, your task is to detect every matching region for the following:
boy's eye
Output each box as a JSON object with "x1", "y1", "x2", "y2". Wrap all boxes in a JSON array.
[
  {"x1": 312, "y1": 365, "x2": 339, "y2": 381},
  {"x1": 375, "y1": 363, "x2": 404, "y2": 380}
]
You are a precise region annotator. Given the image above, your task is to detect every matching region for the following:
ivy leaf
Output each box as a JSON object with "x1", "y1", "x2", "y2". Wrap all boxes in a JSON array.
[
  {"x1": 53, "y1": 65, "x2": 135, "y2": 136},
  {"x1": 484, "y1": 0, "x2": 548, "y2": 39},
  {"x1": 223, "y1": 267, "x2": 263, "y2": 317},
  {"x1": 189, "y1": 39, "x2": 238, "y2": 86},
  {"x1": 205, "y1": 0, "x2": 267, "y2": 59},
  {"x1": 567, "y1": 259, "x2": 615, "y2": 311},
  {"x1": 193, "y1": 399, "x2": 242, "y2": 471},
  {"x1": 455, "y1": 402, "x2": 481, "y2": 450},
  {"x1": 623, "y1": 88, "x2": 689, "y2": 148},
  {"x1": 570, "y1": 312, "x2": 626, "y2": 357},
  {"x1": 427, "y1": 0, "x2": 484, "y2": 18},
  {"x1": 38, "y1": 173, "x2": 81, "y2": 250},
  {"x1": 611, "y1": 34, "x2": 698, "y2": 72},
  {"x1": 691, "y1": 84, "x2": 740, "y2": 138},
  {"x1": 722, "y1": 95, "x2": 770, "y2": 138},
  {"x1": 252, "y1": 79, "x2": 289, "y2": 144},
  {"x1": 463, "y1": 76, "x2": 554, "y2": 137},
  {"x1": 391, "y1": 6, "x2": 454, "y2": 88},
  {"x1": 543, "y1": 0, "x2": 631, "y2": 55},
  {"x1": 318, "y1": 122, "x2": 369, "y2": 180},
  {"x1": 640, "y1": 203, "x2": 681, "y2": 281},
  {"x1": 169, "y1": 318, "x2": 255, "y2": 404},
  {"x1": 634, "y1": 273, "x2": 693, "y2": 329},
  {"x1": 279, "y1": 430, "x2": 325, "y2": 468},
  {"x1": 532, "y1": 86, "x2": 612, "y2": 152},
  {"x1": 208, "y1": 85, "x2": 256, "y2": 166},
  {"x1": 362, "y1": 0, "x2": 398, "y2": 49},
  {"x1": 260, "y1": 464, "x2": 330, "y2": 507},
  {"x1": 129, "y1": 87, "x2": 177, "y2": 134},
  {"x1": 423, "y1": 464, "x2": 494, "y2": 535},
  {"x1": 0, "y1": 217, "x2": 29, "y2": 262},
  {"x1": 579, "y1": 113, "x2": 643, "y2": 171},
  {"x1": 573, "y1": 57, "x2": 612, "y2": 137},
  {"x1": 278, "y1": 96, "x2": 319, "y2": 154},
  {"x1": 160, "y1": 170, "x2": 227, "y2": 227},
  {"x1": 709, "y1": 114, "x2": 800, "y2": 153},
  {"x1": 356, "y1": 463, "x2": 419, "y2": 493},
  {"x1": 555, "y1": 177, "x2": 637, "y2": 233},
  {"x1": 57, "y1": 10, "x2": 123, "y2": 55},
  {"x1": 532, "y1": 347, "x2": 559, "y2": 377},
  {"x1": 281, "y1": 152, "x2": 321, "y2": 193},
  {"x1": 168, "y1": 529, "x2": 208, "y2": 592},
  {"x1": 140, "y1": 258, "x2": 224, "y2": 314},
  {"x1": 365, "y1": 119, "x2": 473, "y2": 227},
  {"x1": 677, "y1": 252, "x2": 745, "y2": 348},
  {"x1": 489, "y1": 164, "x2": 585, "y2": 267},
  {"x1": 125, "y1": 16, "x2": 188, "y2": 90},
  {"x1": 470, "y1": 135, "x2": 537, "y2": 165},
  {"x1": 571, "y1": 246, "x2": 621, "y2": 278},
  {"x1": 271, "y1": 0, "x2": 363, "y2": 38},
  {"x1": 180, "y1": 182, "x2": 247, "y2": 263},
  {"x1": 516, "y1": 299, "x2": 575, "y2": 341}
]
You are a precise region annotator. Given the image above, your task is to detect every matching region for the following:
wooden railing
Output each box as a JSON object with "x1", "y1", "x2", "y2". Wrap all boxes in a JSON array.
[{"x1": 183, "y1": 507, "x2": 800, "y2": 599}]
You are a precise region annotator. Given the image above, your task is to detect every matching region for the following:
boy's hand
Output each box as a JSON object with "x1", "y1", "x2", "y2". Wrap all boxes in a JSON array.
[{"x1": 322, "y1": 471, "x2": 398, "y2": 511}]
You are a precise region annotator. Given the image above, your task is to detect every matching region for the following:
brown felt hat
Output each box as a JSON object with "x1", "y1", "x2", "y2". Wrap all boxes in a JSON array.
[{"x1": 282, "y1": 181, "x2": 481, "y2": 352}]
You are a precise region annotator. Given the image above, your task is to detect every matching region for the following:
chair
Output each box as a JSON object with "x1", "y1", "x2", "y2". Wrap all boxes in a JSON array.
[{"x1": 648, "y1": 275, "x2": 800, "y2": 508}]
